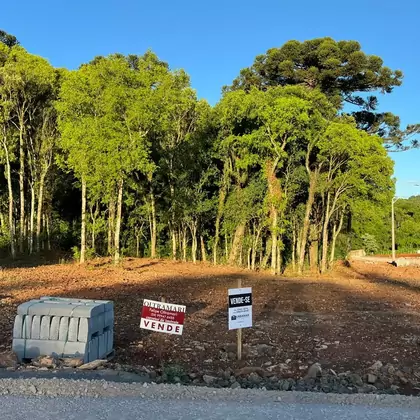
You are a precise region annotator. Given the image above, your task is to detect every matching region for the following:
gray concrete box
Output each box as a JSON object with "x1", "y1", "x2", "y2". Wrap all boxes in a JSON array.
[{"x1": 12, "y1": 297, "x2": 114, "y2": 362}]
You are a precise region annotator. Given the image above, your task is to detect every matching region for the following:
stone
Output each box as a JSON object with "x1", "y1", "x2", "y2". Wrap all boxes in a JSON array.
[
  {"x1": 367, "y1": 373, "x2": 377, "y2": 384},
  {"x1": 230, "y1": 381, "x2": 241, "y2": 389},
  {"x1": 348, "y1": 373, "x2": 363, "y2": 387},
  {"x1": 256, "y1": 344, "x2": 274, "y2": 356},
  {"x1": 235, "y1": 366, "x2": 266, "y2": 378},
  {"x1": 385, "y1": 364, "x2": 396, "y2": 375},
  {"x1": 369, "y1": 361, "x2": 383, "y2": 371},
  {"x1": 0, "y1": 351, "x2": 18, "y2": 368},
  {"x1": 249, "y1": 372, "x2": 262, "y2": 384},
  {"x1": 29, "y1": 385, "x2": 37, "y2": 394},
  {"x1": 217, "y1": 379, "x2": 229, "y2": 388},
  {"x1": 395, "y1": 371, "x2": 409, "y2": 385},
  {"x1": 316, "y1": 345, "x2": 328, "y2": 350},
  {"x1": 61, "y1": 357, "x2": 84, "y2": 368},
  {"x1": 402, "y1": 366, "x2": 412, "y2": 375},
  {"x1": 203, "y1": 359, "x2": 212, "y2": 364},
  {"x1": 32, "y1": 355, "x2": 58, "y2": 368},
  {"x1": 362, "y1": 384, "x2": 377, "y2": 393},
  {"x1": 305, "y1": 363, "x2": 322, "y2": 379},
  {"x1": 279, "y1": 379, "x2": 291, "y2": 391},
  {"x1": 78, "y1": 359, "x2": 107, "y2": 370},
  {"x1": 203, "y1": 375, "x2": 217, "y2": 385},
  {"x1": 188, "y1": 373, "x2": 198, "y2": 380},
  {"x1": 222, "y1": 368, "x2": 233, "y2": 380}
]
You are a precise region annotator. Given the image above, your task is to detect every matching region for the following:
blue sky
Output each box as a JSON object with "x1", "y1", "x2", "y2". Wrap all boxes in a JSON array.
[{"x1": 2, "y1": 0, "x2": 419, "y2": 197}]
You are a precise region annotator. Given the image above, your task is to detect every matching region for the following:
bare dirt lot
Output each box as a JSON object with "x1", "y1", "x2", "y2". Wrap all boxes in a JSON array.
[{"x1": 1, "y1": 257, "x2": 420, "y2": 392}]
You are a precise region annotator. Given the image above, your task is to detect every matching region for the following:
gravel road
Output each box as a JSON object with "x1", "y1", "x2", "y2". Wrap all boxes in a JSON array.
[{"x1": 1, "y1": 378, "x2": 420, "y2": 419}]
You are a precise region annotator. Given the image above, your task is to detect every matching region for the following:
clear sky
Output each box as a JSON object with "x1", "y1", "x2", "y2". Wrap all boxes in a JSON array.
[{"x1": 2, "y1": 0, "x2": 419, "y2": 197}]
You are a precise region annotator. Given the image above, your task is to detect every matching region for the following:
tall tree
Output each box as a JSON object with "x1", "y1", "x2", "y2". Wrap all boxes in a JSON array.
[
  {"x1": 228, "y1": 38, "x2": 408, "y2": 142},
  {"x1": 0, "y1": 46, "x2": 56, "y2": 253},
  {"x1": 57, "y1": 54, "x2": 155, "y2": 264}
]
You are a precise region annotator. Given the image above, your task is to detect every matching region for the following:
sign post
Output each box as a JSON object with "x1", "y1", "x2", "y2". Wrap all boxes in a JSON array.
[{"x1": 228, "y1": 280, "x2": 252, "y2": 361}]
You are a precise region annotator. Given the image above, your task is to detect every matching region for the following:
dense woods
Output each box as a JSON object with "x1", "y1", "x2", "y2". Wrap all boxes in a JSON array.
[{"x1": 0, "y1": 34, "x2": 418, "y2": 270}]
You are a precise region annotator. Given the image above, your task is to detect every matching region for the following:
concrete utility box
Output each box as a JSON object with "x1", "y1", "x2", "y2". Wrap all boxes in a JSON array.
[{"x1": 12, "y1": 297, "x2": 114, "y2": 362}]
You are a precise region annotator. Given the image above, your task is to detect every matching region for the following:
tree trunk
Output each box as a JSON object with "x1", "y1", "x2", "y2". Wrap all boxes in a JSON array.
[
  {"x1": 107, "y1": 196, "x2": 115, "y2": 256},
  {"x1": 29, "y1": 183, "x2": 35, "y2": 254},
  {"x1": 213, "y1": 162, "x2": 229, "y2": 265},
  {"x1": 261, "y1": 238, "x2": 271, "y2": 269},
  {"x1": 200, "y1": 235, "x2": 207, "y2": 262},
  {"x1": 270, "y1": 211, "x2": 278, "y2": 274},
  {"x1": 3, "y1": 141, "x2": 15, "y2": 259},
  {"x1": 149, "y1": 188, "x2": 157, "y2": 258},
  {"x1": 91, "y1": 226, "x2": 95, "y2": 253},
  {"x1": 292, "y1": 225, "x2": 297, "y2": 272},
  {"x1": 114, "y1": 179, "x2": 123, "y2": 265},
  {"x1": 228, "y1": 223, "x2": 245, "y2": 265},
  {"x1": 182, "y1": 226, "x2": 187, "y2": 262},
  {"x1": 171, "y1": 228, "x2": 177, "y2": 260},
  {"x1": 36, "y1": 175, "x2": 45, "y2": 253},
  {"x1": 90, "y1": 202, "x2": 99, "y2": 254},
  {"x1": 80, "y1": 177, "x2": 87, "y2": 263},
  {"x1": 298, "y1": 171, "x2": 318, "y2": 274},
  {"x1": 330, "y1": 211, "x2": 345, "y2": 264},
  {"x1": 225, "y1": 232, "x2": 229, "y2": 261},
  {"x1": 247, "y1": 247, "x2": 252, "y2": 270},
  {"x1": 46, "y1": 213, "x2": 51, "y2": 251},
  {"x1": 320, "y1": 192, "x2": 331, "y2": 274},
  {"x1": 277, "y1": 246, "x2": 282, "y2": 275},
  {"x1": 191, "y1": 224, "x2": 197, "y2": 264},
  {"x1": 19, "y1": 124, "x2": 25, "y2": 254},
  {"x1": 136, "y1": 233, "x2": 140, "y2": 257},
  {"x1": 309, "y1": 240, "x2": 318, "y2": 271},
  {"x1": 266, "y1": 161, "x2": 281, "y2": 275},
  {"x1": 169, "y1": 160, "x2": 177, "y2": 261}
]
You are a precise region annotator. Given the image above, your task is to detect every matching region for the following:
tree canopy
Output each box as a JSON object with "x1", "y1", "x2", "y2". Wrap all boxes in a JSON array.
[
  {"x1": 0, "y1": 37, "x2": 415, "y2": 272},
  {"x1": 227, "y1": 38, "x2": 418, "y2": 149}
]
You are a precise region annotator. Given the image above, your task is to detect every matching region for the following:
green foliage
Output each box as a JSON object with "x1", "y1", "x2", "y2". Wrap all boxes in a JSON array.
[
  {"x1": 227, "y1": 38, "x2": 416, "y2": 147},
  {"x1": 162, "y1": 363, "x2": 186, "y2": 383},
  {"x1": 0, "y1": 30, "x2": 19, "y2": 47},
  {"x1": 361, "y1": 233, "x2": 379, "y2": 254},
  {"x1": 395, "y1": 196, "x2": 420, "y2": 251},
  {"x1": 71, "y1": 246, "x2": 95, "y2": 261},
  {"x1": 229, "y1": 37, "x2": 402, "y2": 108},
  {"x1": 0, "y1": 38, "x2": 410, "y2": 271}
]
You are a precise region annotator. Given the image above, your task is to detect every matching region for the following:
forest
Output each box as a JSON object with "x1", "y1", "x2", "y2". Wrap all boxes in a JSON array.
[{"x1": 0, "y1": 30, "x2": 419, "y2": 273}]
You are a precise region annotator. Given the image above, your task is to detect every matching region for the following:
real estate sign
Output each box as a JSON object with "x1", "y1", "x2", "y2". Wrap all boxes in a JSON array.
[
  {"x1": 140, "y1": 299, "x2": 186, "y2": 335},
  {"x1": 228, "y1": 287, "x2": 252, "y2": 330}
]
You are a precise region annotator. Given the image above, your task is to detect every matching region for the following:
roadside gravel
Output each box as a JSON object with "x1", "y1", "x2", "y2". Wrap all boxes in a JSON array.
[{"x1": 2, "y1": 378, "x2": 420, "y2": 409}]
